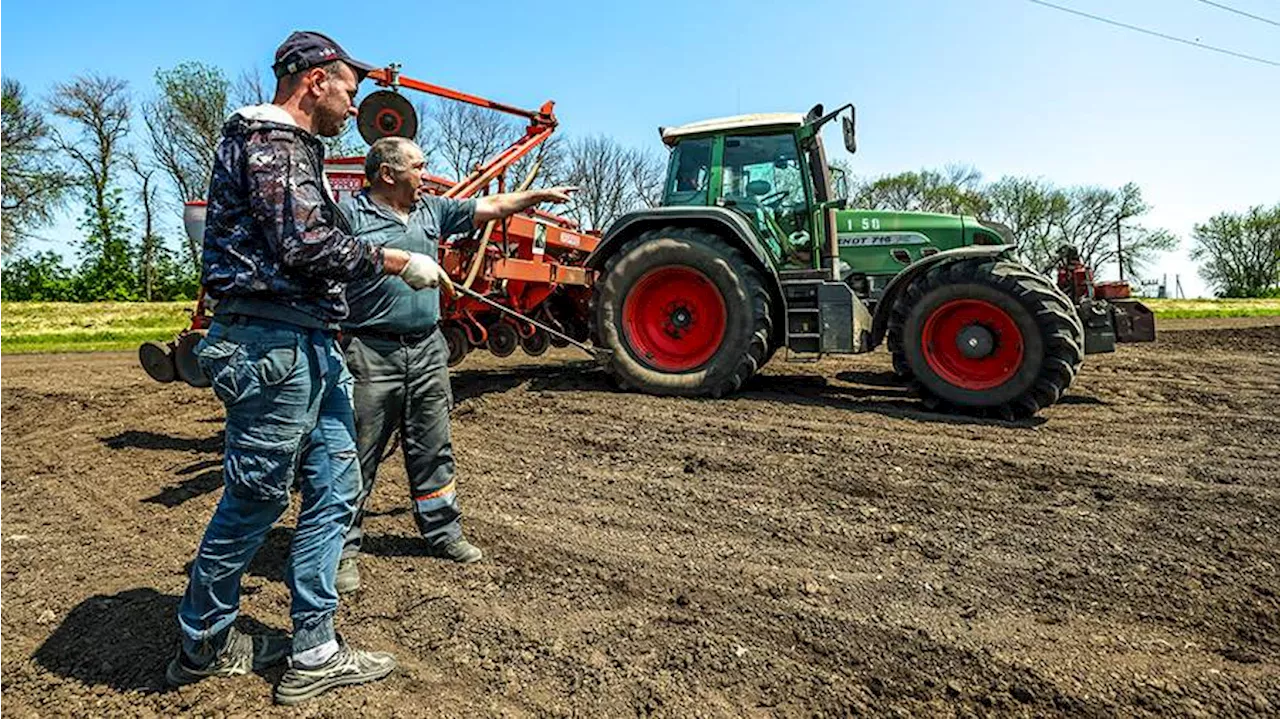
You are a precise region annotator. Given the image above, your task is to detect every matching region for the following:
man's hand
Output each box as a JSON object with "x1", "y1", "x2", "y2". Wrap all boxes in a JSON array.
[
  {"x1": 536, "y1": 186, "x2": 578, "y2": 204},
  {"x1": 397, "y1": 251, "x2": 455, "y2": 296}
]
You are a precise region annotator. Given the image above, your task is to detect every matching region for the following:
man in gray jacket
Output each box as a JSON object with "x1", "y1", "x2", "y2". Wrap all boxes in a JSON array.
[{"x1": 336, "y1": 136, "x2": 574, "y2": 591}]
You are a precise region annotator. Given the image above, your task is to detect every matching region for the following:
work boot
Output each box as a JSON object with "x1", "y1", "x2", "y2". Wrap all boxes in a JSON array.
[
  {"x1": 273, "y1": 638, "x2": 397, "y2": 705},
  {"x1": 425, "y1": 537, "x2": 483, "y2": 564},
  {"x1": 335, "y1": 557, "x2": 360, "y2": 594},
  {"x1": 166, "y1": 626, "x2": 290, "y2": 686}
]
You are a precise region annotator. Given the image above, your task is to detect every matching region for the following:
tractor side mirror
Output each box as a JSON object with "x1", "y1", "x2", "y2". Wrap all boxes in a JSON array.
[{"x1": 842, "y1": 111, "x2": 857, "y2": 154}]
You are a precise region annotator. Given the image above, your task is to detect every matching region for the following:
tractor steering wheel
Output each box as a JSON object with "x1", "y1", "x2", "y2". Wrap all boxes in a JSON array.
[{"x1": 758, "y1": 189, "x2": 789, "y2": 207}]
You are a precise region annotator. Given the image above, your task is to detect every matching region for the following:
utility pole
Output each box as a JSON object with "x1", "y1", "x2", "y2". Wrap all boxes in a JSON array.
[{"x1": 1116, "y1": 216, "x2": 1124, "y2": 282}]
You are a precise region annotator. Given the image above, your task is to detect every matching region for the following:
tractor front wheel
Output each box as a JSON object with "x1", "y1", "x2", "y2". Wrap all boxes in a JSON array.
[
  {"x1": 888, "y1": 258, "x2": 1084, "y2": 418},
  {"x1": 593, "y1": 227, "x2": 772, "y2": 397}
]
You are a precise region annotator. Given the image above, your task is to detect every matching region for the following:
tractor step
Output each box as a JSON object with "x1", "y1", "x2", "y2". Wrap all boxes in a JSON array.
[{"x1": 781, "y1": 278, "x2": 869, "y2": 356}]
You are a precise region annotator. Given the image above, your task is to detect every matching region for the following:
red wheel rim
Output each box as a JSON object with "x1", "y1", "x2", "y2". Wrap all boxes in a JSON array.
[
  {"x1": 921, "y1": 299, "x2": 1024, "y2": 390},
  {"x1": 622, "y1": 266, "x2": 727, "y2": 372}
]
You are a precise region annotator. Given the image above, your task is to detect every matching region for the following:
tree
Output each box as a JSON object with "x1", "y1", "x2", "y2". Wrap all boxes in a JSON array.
[
  {"x1": 50, "y1": 74, "x2": 138, "y2": 300},
  {"x1": 231, "y1": 67, "x2": 269, "y2": 107},
  {"x1": 420, "y1": 100, "x2": 511, "y2": 181},
  {"x1": 413, "y1": 99, "x2": 566, "y2": 190},
  {"x1": 320, "y1": 122, "x2": 364, "y2": 159},
  {"x1": 848, "y1": 165, "x2": 989, "y2": 217},
  {"x1": 72, "y1": 187, "x2": 138, "y2": 300},
  {"x1": 561, "y1": 135, "x2": 664, "y2": 231},
  {"x1": 142, "y1": 62, "x2": 230, "y2": 263},
  {"x1": 49, "y1": 75, "x2": 132, "y2": 246},
  {"x1": 127, "y1": 154, "x2": 162, "y2": 300},
  {"x1": 2, "y1": 79, "x2": 74, "y2": 256},
  {"x1": 1191, "y1": 204, "x2": 1280, "y2": 298},
  {"x1": 1052, "y1": 183, "x2": 1176, "y2": 278},
  {"x1": 983, "y1": 176, "x2": 1069, "y2": 269},
  {"x1": 0, "y1": 251, "x2": 77, "y2": 300}
]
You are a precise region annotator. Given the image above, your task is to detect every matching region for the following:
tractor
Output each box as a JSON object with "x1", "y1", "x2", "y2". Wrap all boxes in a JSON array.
[{"x1": 585, "y1": 104, "x2": 1154, "y2": 417}]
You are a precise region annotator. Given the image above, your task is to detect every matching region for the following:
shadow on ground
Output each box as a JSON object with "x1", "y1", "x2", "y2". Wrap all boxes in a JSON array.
[
  {"x1": 31, "y1": 588, "x2": 285, "y2": 694},
  {"x1": 449, "y1": 363, "x2": 1058, "y2": 428},
  {"x1": 102, "y1": 430, "x2": 223, "y2": 453}
]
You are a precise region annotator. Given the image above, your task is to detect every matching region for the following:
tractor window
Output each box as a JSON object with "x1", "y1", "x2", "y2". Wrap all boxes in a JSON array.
[
  {"x1": 720, "y1": 134, "x2": 804, "y2": 207},
  {"x1": 719, "y1": 133, "x2": 809, "y2": 263},
  {"x1": 665, "y1": 137, "x2": 712, "y2": 205}
]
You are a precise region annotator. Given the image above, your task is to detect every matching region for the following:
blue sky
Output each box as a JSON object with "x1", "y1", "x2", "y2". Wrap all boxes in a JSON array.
[{"x1": 4, "y1": 0, "x2": 1278, "y2": 296}]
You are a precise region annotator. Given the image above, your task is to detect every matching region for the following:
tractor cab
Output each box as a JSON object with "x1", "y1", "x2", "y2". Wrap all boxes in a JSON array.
[{"x1": 658, "y1": 106, "x2": 855, "y2": 272}]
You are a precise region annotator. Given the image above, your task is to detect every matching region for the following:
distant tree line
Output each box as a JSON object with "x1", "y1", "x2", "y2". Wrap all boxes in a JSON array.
[
  {"x1": 837, "y1": 163, "x2": 1278, "y2": 298},
  {"x1": 2, "y1": 62, "x2": 667, "y2": 302},
  {"x1": 3, "y1": 63, "x2": 1275, "y2": 300}
]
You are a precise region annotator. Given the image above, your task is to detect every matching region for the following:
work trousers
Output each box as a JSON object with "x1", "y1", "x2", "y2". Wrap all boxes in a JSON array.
[
  {"x1": 340, "y1": 329, "x2": 461, "y2": 558},
  {"x1": 178, "y1": 315, "x2": 360, "y2": 661}
]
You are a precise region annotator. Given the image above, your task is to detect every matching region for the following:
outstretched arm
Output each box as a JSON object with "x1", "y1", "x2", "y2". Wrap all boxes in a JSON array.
[{"x1": 473, "y1": 186, "x2": 577, "y2": 227}]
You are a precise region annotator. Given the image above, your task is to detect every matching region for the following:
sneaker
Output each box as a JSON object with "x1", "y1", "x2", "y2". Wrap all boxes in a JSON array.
[
  {"x1": 336, "y1": 557, "x2": 360, "y2": 594},
  {"x1": 273, "y1": 639, "x2": 397, "y2": 705},
  {"x1": 166, "y1": 626, "x2": 290, "y2": 686},
  {"x1": 426, "y1": 537, "x2": 483, "y2": 564}
]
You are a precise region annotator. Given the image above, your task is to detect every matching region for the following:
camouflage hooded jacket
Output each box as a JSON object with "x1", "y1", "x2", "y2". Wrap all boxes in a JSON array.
[{"x1": 201, "y1": 104, "x2": 384, "y2": 328}]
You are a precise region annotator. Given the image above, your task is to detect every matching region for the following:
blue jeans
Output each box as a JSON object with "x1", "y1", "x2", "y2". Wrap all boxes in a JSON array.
[{"x1": 177, "y1": 316, "x2": 360, "y2": 661}]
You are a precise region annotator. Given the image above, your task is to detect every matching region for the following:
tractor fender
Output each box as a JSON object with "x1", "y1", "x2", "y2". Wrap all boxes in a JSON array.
[
  {"x1": 868, "y1": 244, "x2": 1015, "y2": 348},
  {"x1": 588, "y1": 206, "x2": 785, "y2": 304}
]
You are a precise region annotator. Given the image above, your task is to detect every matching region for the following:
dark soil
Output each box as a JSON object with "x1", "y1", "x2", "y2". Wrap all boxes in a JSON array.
[{"x1": 2, "y1": 317, "x2": 1278, "y2": 717}]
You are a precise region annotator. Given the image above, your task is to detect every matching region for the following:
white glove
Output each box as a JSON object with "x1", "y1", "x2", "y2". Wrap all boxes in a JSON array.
[{"x1": 398, "y1": 252, "x2": 454, "y2": 294}]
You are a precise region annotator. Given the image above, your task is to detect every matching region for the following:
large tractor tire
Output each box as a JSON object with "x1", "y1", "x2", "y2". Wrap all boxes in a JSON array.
[
  {"x1": 593, "y1": 227, "x2": 773, "y2": 398},
  {"x1": 887, "y1": 258, "x2": 1084, "y2": 418}
]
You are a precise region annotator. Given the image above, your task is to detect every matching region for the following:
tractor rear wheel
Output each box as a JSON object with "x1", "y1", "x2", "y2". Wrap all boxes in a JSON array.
[
  {"x1": 593, "y1": 227, "x2": 772, "y2": 397},
  {"x1": 887, "y1": 258, "x2": 1083, "y2": 418}
]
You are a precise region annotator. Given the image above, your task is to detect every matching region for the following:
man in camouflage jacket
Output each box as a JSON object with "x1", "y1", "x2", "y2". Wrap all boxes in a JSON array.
[{"x1": 168, "y1": 31, "x2": 450, "y2": 706}]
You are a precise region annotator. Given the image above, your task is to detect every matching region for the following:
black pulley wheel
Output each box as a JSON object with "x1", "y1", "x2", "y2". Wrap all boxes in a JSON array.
[
  {"x1": 520, "y1": 329, "x2": 550, "y2": 356},
  {"x1": 174, "y1": 330, "x2": 211, "y2": 388},
  {"x1": 357, "y1": 91, "x2": 418, "y2": 145},
  {"x1": 486, "y1": 322, "x2": 519, "y2": 358},
  {"x1": 139, "y1": 341, "x2": 176, "y2": 383},
  {"x1": 443, "y1": 324, "x2": 470, "y2": 367}
]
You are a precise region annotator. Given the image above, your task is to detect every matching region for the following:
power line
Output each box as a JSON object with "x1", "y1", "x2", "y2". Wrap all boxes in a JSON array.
[
  {"x1": 1027, "y1": 0, "x2": 1280, "y2": 67},
  {"x1": 1194, "y1": 0, "x2": 1280, "y2": 28}
]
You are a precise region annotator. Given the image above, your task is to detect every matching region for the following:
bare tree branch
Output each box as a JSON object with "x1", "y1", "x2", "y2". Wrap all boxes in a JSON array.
[{"x1": 48, "y1": 74, "x2": 131, "y2": 250}]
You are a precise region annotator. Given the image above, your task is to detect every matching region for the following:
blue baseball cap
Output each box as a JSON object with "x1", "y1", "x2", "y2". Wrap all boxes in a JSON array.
[{"x1": 273, "y1": 31, "x2": 376, "y2": 79}]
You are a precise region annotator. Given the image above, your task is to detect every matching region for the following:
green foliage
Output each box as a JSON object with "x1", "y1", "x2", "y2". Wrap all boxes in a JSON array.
[
  {"x1": 2, "y1": 78, "x2": 74, "y2": 256},
  {"x1": 1, "y1": 251, "x2": 79, "y2": 301},
  {"x1": 0, "y1": 190, "x2": 198, "y2": 302},
  {"x1": 1144, "y1": 298, "x2": 1280, "y2": 318},
  {"x1": 848, "y1": 165, "x2": 989, "y2": 217},
  {"x1": 150, "y1": 245, "x2": 201, "y2": 300},
  {"x1": 145, "y1": 61, "x2": 229, "y2": 203},
  {"x1": 1191, "y1": 204, "x2": 1280, "y2": 298},
  {"x1": 74, "y1": 187, "x2": 139, "y2": 300}
]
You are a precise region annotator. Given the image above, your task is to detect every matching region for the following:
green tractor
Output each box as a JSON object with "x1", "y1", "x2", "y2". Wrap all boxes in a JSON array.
[{"x1": 587, "y1": 105, "x2": 1151, "y2": 417}]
